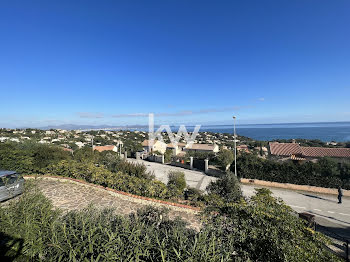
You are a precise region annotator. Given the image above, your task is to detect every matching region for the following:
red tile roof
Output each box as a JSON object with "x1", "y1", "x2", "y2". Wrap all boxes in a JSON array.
[
  {"x1": 269, "y1": 142, "x2": 350, "y2": 158},
  {"x1": 301, "y1": 147, "x2": 350, "y2": 158},
  {"x1": 62, "y1": 147, "x2": 73, "y2": 152},
  {"x1": 93, "y1": 145, "x2": 116, "y2": 152},
  {"x1": 142, "y1": 140, "x2": 161, "y2": 146},
  {"x1": 269, "y1": 142, "x2": 303, "y2": 156}
]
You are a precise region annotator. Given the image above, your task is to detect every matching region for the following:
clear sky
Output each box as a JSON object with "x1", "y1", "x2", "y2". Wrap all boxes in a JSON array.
[{"x1": 0, "y1": 0, "x2": 349, "y2": 128}]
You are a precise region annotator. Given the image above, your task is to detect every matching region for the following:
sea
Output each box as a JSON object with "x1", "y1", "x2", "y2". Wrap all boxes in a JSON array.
[{"x1": 182, "y1": 122, "x2": 350, "y2": 142}]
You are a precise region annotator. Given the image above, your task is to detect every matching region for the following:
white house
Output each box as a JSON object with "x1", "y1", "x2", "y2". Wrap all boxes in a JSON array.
[
  {"x1": 75, "y1": 142, "x2": 85, "y2": 148},
  {"x1": 184, "y1": 143, "x2": 219, "y2": 153},
  {"x1": 142, "y1": 140, "x2": 167, "y2": 154}
]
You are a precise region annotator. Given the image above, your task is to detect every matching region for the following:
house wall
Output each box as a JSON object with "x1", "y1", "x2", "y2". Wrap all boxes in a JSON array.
[{"x1": 153, "y1": 141, "x2": 167, "y2": 154}]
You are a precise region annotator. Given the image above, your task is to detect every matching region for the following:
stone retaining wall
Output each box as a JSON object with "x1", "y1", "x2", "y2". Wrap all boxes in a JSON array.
[{"x1": 241, "y1": 178, "x2": 350, "y2": 196}]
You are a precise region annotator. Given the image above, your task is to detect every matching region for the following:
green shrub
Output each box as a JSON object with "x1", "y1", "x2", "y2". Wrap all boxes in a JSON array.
[
  {"x1": 235, "y1": 153, "x2": 350, "y2": 189},
  {"x1": 0, "y1": 142, "x2": 71, "y2": 174},
  {"x1": 203, "y1": 188, "x2": 340, "y2": 261},
  {"x1": 0, "y1": 183, "x2": 341, "y2": 262},
  {"x1": 45, "y1": 160, "x2": 169, "y2": 199},
  {"x1": 167, "y1": 171, "x2": 186, "y2": 197},
  {"x1": 0, "y1": 180, "x2": 60, "y2": 260},
  {"x1": 206, "y1": 172, "x2": 242, "y2": 204}
]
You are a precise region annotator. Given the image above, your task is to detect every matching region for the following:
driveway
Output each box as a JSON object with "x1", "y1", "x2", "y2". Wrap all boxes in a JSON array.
[{"x1": 128, "y1": 159, "x2": 217, "y2": 191}]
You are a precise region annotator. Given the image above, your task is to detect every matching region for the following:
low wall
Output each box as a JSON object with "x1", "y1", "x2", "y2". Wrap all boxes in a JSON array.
[
  {"x1": 147, "y1": 155, "x2": 163, "y2": 164},
  {"x1": 240, "y1": 178, "x2": 350, "y2": 197},
  {"x1": 171, "y1": 161, "x2": 191, "y2": 169}
]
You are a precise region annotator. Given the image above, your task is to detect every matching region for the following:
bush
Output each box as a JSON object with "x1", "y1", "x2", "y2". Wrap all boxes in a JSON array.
[
  {"x1": 0, "y1": 142, "x2": 71, "y2": 174},
  {"x1": 167, "y1": 171, "x2": 186, "y2": 197},
  {"x1": 206, "y1": 172, "x2": 242, "y2": 204},
  {"x1": 235, "y1": 153, "x2": 350, "y2": 189},
  {"x1": 45, "y1": 160, "x2": 169, "y2": 199},
  {"x1": 0, "y1": 181, "x2": 60, "y2": 260},
  {"x1": 0, "y1": 183, "x2": 341, "y2": 262},
  {"x1": 203, "y1": 188, "x2": 340, "y2": 261}
]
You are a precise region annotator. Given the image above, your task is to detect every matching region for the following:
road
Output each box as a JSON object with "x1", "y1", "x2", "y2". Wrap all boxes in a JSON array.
[
  {"x1": 129, "y1": 159, "x2": 350, "y2": 238},
  {"x1": 242, "y1": 184, "x2": 350, "y2": 238}
]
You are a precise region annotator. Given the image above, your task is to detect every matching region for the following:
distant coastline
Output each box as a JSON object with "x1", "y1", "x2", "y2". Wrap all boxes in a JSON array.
[
  {"x1": 9, "y1": 121, "x2": 350, "y2": 142},
  {"x1": 196, "y1": 122, "x2": 350, "y2": 142}
]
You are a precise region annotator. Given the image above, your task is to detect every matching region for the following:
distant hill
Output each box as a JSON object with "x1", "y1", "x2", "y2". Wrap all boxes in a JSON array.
[{"x1": 35, "y1": 124, "x2": 149, "y2": 130}]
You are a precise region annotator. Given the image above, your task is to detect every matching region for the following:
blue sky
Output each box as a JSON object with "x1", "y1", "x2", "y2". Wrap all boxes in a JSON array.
[{"x1": 0, "y1": 0, "x2": 349, "y2": 128}]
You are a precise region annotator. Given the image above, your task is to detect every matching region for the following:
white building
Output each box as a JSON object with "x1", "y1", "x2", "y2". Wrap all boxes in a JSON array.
[{"x1": 142, "y1": 140, "x2": 167, "y2": 154}]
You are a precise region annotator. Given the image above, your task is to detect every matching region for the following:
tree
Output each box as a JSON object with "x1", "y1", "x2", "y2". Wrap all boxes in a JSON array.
[
  {"x1": 73, "y1": 147, "x2": 99, "y2": 163},
  {"x1": 31, "y1": 144, "x2": 71, "y2": 170},
  {"x1": 164, "y1": 149, "x2": 173, "y2": 163},
  {"x1": 217, "y1": 149, "x2": 234, "y2": 171}
]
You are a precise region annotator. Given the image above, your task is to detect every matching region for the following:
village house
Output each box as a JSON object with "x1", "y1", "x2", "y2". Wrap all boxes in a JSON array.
[
  {"x1": 75, "y1": 142, "x2": 85, "y2": 148},
  {"x1": 237, "y1": 145, "x2": 250, "y2": 153},
  {"x1": 184, "y1": 143, "x2": 219, "y2": 153},
  {"x1": 93, "y1": 145, "x2": 119, "y2": 153}
]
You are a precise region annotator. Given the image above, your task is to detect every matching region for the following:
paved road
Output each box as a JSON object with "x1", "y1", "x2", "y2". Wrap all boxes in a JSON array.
[
  {"x1": 242, "y1": 184, "x2": 350, "y2": 238},
  {"x1": 130, "y1": 159, "x2": 350, "y2": 235}
]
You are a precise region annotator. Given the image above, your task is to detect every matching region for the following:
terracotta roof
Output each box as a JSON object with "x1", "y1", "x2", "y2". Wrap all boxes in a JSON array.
[
  {"x1": 301, "y1": 147, "x2": 350, "y2": 158},
  {"x1": 142, "y1": 140, "x2": 155, "y2": 146},
  {"x1": 269, "y1": 142, "x2": 303, "y2": 156},
  {"x1": 93, "y1": 145, "x2": 116, "y2": 152},
  {"x1": 269, "y1": 142, "x2": 350, "y2": 158}
]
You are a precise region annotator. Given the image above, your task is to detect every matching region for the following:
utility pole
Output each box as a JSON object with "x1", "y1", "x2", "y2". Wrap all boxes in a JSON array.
[
  {"x1": 233, "y1": 116, "x2": 237, "y2": 177},
  {"x1": 91, "y1": 135, "x2": 94, "y2": 151}
]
